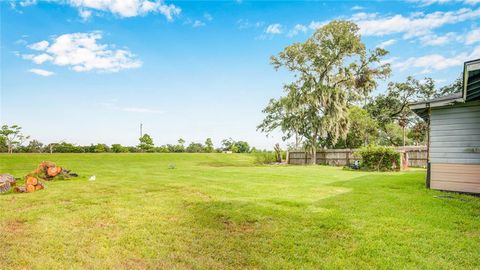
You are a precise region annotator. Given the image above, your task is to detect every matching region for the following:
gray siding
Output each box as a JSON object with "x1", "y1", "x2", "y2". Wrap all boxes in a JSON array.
[{"x1": 430, "y1": 101, "x2": 480, "y2": 164}]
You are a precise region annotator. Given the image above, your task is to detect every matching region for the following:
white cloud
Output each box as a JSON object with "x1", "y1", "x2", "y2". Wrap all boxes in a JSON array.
[
  {"x1": 308, "y1": 20, "x2": 326, "y2": 30},
  {"x1": 204, "y1": 12, "x2": 213, "y2": 21},
  {"x1": 79, "y1": 8, "x2": 92, "y2": 20},
  {"x1": 393, "y1": 45, "x2": 480, "y2": 73},
  {"x1": 466, "y1": 28, "x2": 480, "y2": 44},
  {"x1": 265, "y1": 23, "x2": 282, "y2": 34},
  {"x1": 29, "y1": 68, "x2": 55, "y2": 76},
  {"x1": 19, "y1": 0, "x2": 37, "y2": 7},
  {"x1": 351, "y1": 5, "x2": 364, "y2": 10},
  {"x1": 23, "y1": 32, "x2": 142, "y2": 73},
  {"x1": 351, "y1": 8, "x2": 480, "y2": 38},
  {"x1": 287, "y1": 24, "x2": 308, "y2": 37},
  {"x1": 377, "y1": 39, "x2": 397, "y2": 48},
  {"x1": 32, "y1": 53, "x2": 54, "y2": 64},
  {"x1": 18, "y1": 0, "x2": 181, "y2": 20},
  {"x1": 419, "y1": 32, "x2": 459, "y2": 46},
  {"x1": 192, "y1": 20, "x2": 205, "y2": 28},
  {"x1": 409, "y1": 0, "x2": 480, "y2": 6},
  {"x1": 237, "y1": 19, "x2": 264, "y2": 30},
  {"x1": 15, "y1": 39, "x2": 28, "y2": 45},
  {"x1": 28, "y1": 40, "x2": 49, "y2": 51},
  {"x1": 381, "y1": 57, "x2": 399, "y2": 65}
]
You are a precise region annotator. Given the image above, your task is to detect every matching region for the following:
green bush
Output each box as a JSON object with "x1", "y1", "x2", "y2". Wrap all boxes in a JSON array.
[
  {"x1": 355, "y1": 145, "x2": 401, "y2": 171},
  {"x1": 253, "y1": 152, "x2": 277, "y2": 164}
]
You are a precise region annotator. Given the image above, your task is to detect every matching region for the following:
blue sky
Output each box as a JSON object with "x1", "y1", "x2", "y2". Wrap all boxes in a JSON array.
[{"x1": 1, "y1": 0, "x2": 480, "y2": 149}]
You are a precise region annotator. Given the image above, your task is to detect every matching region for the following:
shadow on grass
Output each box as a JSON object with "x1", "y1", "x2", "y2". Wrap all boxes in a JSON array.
[{"x1": 177, "y1": 171, "x2": 480, "y2": 269}]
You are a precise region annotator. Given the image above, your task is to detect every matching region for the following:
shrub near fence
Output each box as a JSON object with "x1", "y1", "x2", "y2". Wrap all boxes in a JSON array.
[{"x1": 355, "y1": 146, "x2": 401, "y2": 171}]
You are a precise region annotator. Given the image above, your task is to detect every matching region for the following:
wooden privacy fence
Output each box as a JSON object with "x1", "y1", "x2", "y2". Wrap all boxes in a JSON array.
[{"x1": 287, "y1": 146, "x2": 427, "y2": 167}]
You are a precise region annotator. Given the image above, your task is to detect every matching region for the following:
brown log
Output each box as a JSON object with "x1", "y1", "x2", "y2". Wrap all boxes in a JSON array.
[
  {"x1": 26, "y1": 184, "x2": 35, "y2": 193},
  {"x1": 26, "y1": 176, "x2": 38, "y2": 186},
  {"x1": 35, "y1": 161, "x2": 56, "y2": 174},
  {"x1": 47, "y1": 167, "x2": 60, "y2": 177},
  {"x1": 14, "y1": 186, "x2": 27, "y2": 193},
  {"x1": 35, "y1": 183, "x2": 44, "y2": 191}
]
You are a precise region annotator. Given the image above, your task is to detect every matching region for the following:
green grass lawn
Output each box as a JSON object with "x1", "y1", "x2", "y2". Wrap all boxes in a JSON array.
[{"x1": 0, "y1": 153, "x2": 479, "y2": 269}]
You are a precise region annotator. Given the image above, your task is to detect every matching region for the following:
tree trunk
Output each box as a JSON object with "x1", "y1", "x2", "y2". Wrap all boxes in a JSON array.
[
  {"x1": 311, "y1": 145, "x2": 317, "y2": 165},
  {"x1": 274, "y1": 143, "x2": 282, "y2": 163}
]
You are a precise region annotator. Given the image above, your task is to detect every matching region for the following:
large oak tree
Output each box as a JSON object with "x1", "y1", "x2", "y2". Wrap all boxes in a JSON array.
[{"x1": 258, "y1": 20, "x2": 390, "y2": 164}]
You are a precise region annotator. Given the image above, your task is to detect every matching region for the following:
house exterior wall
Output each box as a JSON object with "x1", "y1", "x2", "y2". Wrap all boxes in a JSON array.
[{"x1": 429, "y1": 101, "x2": 480, "y2": 193}]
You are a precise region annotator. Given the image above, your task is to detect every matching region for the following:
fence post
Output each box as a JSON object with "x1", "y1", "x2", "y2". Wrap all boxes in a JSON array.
[{"x1": 402, "y1": 152, "x2": 409, "y2": 170}]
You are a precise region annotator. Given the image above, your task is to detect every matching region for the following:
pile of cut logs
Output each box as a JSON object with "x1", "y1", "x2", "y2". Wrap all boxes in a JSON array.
[
  {"x1": 15, "y1": 176, "x2": 44, "y2": 193},
  {"x1": 0, "y1": 161, "x2": 77, "y2": 194}
]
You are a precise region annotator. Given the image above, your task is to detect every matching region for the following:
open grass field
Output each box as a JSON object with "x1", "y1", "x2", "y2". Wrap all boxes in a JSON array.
[{"x1": 0, "y1": 153, "x2": 479, "y2": 269}]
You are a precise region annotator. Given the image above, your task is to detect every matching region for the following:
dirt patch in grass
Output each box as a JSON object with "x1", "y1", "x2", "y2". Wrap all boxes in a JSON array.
[
  {"x1": 120, "y1": 259, "x2": 148, "y2": 270},
  {"x1": 465, "y1": 230, "x2": 480, "y2": 238},
  {"x1": 221, "y1": 217, "x2": 258, "y2": 234},
  {"x1": 4, "y1": 219, "x2": 27, "y2": 234},
  {"x1": 164, "y1": 184, "x2": 213, "y2": 201}
]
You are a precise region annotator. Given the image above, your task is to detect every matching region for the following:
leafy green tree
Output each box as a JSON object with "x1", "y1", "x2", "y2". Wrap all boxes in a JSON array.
[
  {"x1": 335, "y1": 106, "x2": 378, "y2": 148},
  {"x1": 0, "y1": 136, "x2": 7, "y2": 152},
  {"x1": 220, "y1": 138, "x2": 250, "y2": 153},
  {"x1": 128, "y1": 146, "x2": 141, "y2": 153},
  {"x1": 258, "y1": 92, "x2": 306, "y2": 150},
  {"x1": 234, "y1": 141, "x2": 250, "y2": 153},
  {"x1": 94, "y1": 144, "x2": 109, "y2": 153},
  {"x1": 205, "y1": 138, "x2": 214, "y2": 153},
  {"x1": 81, "y1": 144, "x2": 96, "y2": 153},
  {"x1": 437, "y1": 75, "x2": 462, "y2": 97},
  {"x1": 177, "y1": 138, "x2": 186, "y2": 152},
  {"x1": 138, "y1": 134, "x2": 155, "y2": 152},
  {"x1": 111, "y1": 144, "x2": 128, "y2": 153},
  {"x1": 367, "y1": 77, "x2": 432, "y2": 128},
  {"x1": 178, "y1": 138, "x2": 185, "y2": 146},
  {"x1": 155, "y1": 145, "x2": 170, "y2": 153},
  {"x1": 259, "y1": 20, "x2": 390, "y2": 163},
  {"x1": 186, "y1": 142, "x2": 205, "y2": 153},
  {"x1": 51, "y1": 142, "x2": 84, "y2": 153},
  {"x1": 366, "y1": 76, "x2": 440, "y2": 146},
  {"x1": 408, "y1": 120, "x2": 428, "y2": 145},
  {"x1": 26, "y1": 140, "x2": 44, "y2": 153},
  {"x1": 221, "y1": 138, "x2": 234, "y2": 152},
  {"x1": 379, "y1": 123, "x2": 408, "y2": 146},
  {"x1": 0, "y1": 125, "x2": 30, "y2": 153}
]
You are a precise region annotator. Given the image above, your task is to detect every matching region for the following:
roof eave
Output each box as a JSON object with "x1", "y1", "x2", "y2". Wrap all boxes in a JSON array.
[{"x1": 410, "y1": 97, "x2": 465, "y2": 111}]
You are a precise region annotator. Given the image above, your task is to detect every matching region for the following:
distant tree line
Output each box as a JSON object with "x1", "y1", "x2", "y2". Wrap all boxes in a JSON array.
[{"x1": 0, "y1": 125, "x2": 257, "y2": 154}]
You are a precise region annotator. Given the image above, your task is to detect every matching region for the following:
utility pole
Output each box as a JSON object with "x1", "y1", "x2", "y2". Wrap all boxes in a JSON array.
[{"x1": 140, "y1": 123, "x2": 143, "y2": 138}]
